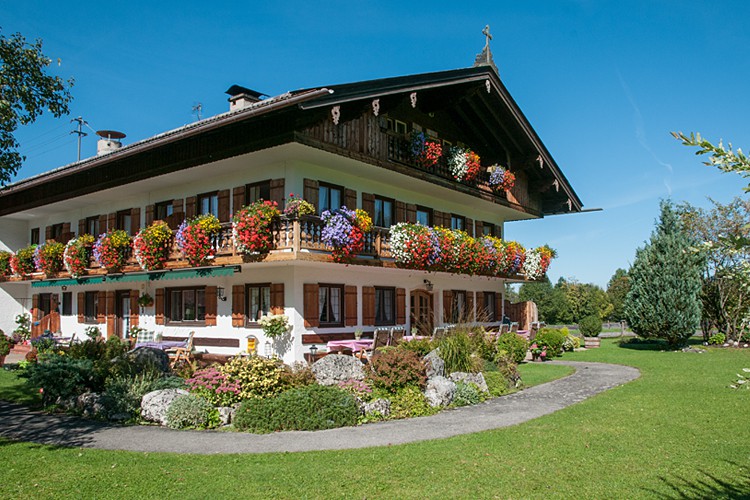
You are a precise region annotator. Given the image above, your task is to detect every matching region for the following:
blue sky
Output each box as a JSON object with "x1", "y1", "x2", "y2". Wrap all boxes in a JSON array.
[{"x1": 5, "y1": 1, "x2": 750, "y2": 287}]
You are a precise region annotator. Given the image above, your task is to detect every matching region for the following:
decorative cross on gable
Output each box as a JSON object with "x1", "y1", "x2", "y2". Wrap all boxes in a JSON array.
[{"x1": 483, "y1": 25, "x2": 492, "y2": 50}]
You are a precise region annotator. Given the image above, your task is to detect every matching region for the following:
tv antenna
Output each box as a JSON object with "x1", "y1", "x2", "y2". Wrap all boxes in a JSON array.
[
  {"x1": 192, "y1": 102, "x2": 203, "y2": 121},
  {"x1": 70, "y1": 117, "x2": 88, "y2": 161}
]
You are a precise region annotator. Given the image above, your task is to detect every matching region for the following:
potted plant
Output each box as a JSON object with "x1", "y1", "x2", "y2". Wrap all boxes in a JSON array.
[
  {"x1": 10, "y1": 245, "x2": 37, "y2": 276},
  {"x1": 487, "y1": 164, "x2": 516, "y2": 192},
  {"x1": 137, "y1": 292, "x2": 154, "y2": 309},
  {"x1": 0, "y1": 332, "x2": 11, "y2": 366},
  {"x1": 232, "y1": 199, "x2": 280, "y2": 255},
  {"x1": 320, "y1": 207, "x2": 372, "y2": 263},
  {"x1": 93, "y1": 229, "x2": 132, "y2": 271},
  {"x1": 282, "y1": 193, "x2": 315, "y2": 218},
  {"x1": 259, "y1": 313, "x2": 291, "y2": 338},
  {"x1": 63, "y1": 234, "x2": 95, "y2": 277},
  {"x1": 410, "y1": 131, "x2": 443, "y2": 168},
  {"x1": 175, "y1": 214, "x2": 221, "y2": 266},
  {"x1": 133, "y1": 220, "x2": 173, "y2": 270},
  {"x1": 529, "y1": 343, "x2": 547, "y2": 362},
  {"x1": 0, "y1": 250, "x2": 12, "y2": 278},
  {"x1": 34, "y1": 241, "x2": 66, "y2": 276},
  {"x1": 579, "y1": 314, "x2": 603, "y2": 348}
]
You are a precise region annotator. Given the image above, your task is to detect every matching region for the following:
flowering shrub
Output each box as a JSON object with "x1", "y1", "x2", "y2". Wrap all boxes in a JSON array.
[
  {"x1": 187, "y1": 366, "x2": 242, "y2": 406},
  {"x1": 434, "y1": 227, "x2": 486, "y2": 275},
  {"x1": 447, "y1": 147, "x2": 482, "y2": 182},
  {"x1": 34, "y1": 241, "x2": 66, "y2": 276},
  {"x1": 93, "y1": 230, "x2": 131, "y2": 270},
  {"x1": 321, "y1": 206, "x2": 372, "y2": 263},
  {"x1": 502, "y1": 241, "x2": 526, "y2": 275},
  {"x1": 283, "y1": 193, "x2": 316, "y2": 218},
  {"x1": 410, "y1": 131, "x2": 443, "y2": 168},
  {"x1": 337, "y1": 378, "x2": 373, "y2": 398},
  {"x1": 63, "y1": 235, "x2": 95, "y2": 277},
  {"x1": 10, "y1": 245, "x2": 37, "y2": 275},
  {"x1": 176, "y1": 214, "x2": 220, "y2": 266},
  {"x1": 232, "y1": 200, "x2": 280, "y2": 254},
  {"x1": 478, "y1": 236, "x2": 505, "y2": 276},
  {"x1": 259, "y1": 313, "x2": 290, "y2": 338},
  {"x1": 488, "y1": 165, "x2": 516, "y2": 191},
  {"x1": 367, "y1": 349, "x2": 427, "y2": 394},
  {"x1": 219, "y1": 355, "x2": 286, "y2": 400},
  {"x1": 523, "y1": 245, "x2": 555, "y2": 280},
  {"x1": 132, "y1": 221, "x2": 172, "y2": 271},
  {"x1": 529, "y1": 343, "x2": 547, "y2": 360},
  {"x1": 0, "y1": 250, "x2": 12, "y2": 277},
  {"x1": 389, "y1": 223, "x2": 441, "y2": 269}
]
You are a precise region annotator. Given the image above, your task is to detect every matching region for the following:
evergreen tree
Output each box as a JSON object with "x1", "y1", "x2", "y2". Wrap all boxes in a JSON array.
[
  {"x1": 624, "y1": 201, "x2": 704, "y2": 346},
  {"x1": 606, "y1": 268, "x2": 630, "y2": 321}
]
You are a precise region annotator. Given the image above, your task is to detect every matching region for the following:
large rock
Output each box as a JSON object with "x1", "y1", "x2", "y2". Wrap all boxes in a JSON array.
[
  {"x1": 76, "y1": 392, "x2": 106, "y2": 418},
  {"x1": 117, "y1": 347, "x2": 171, "y2": 374},
  {"x1": 141, "y1": 388, "x2": 189, "y2": 425},
  {"x1": 360, "y1": 398, "x2": 391, "y2": 417},
  {"x1": 217, "y1": 406, "x2": 236, "y2": 426},
  {"x1": 311, "y1": 354, "x2": 365, "y2": 386},
  {"x1": 423, "y1": 349, "x2": 445, "y2": 379},
  {"x1": 449, "y1": 372, "x2": 489, "y2": 393},
  {"x1": 424, "y1": 376, "x2": 456, "y2": 407}
]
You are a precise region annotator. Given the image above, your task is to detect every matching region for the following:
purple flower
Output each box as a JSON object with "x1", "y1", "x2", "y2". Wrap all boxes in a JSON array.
[{"x1": 321, "y1": 207, "x2": 355, "y2": 248}]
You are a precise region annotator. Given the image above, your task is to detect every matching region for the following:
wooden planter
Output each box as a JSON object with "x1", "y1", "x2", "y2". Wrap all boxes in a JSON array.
[{"x1": 584, "y1": 337, "x2": 601, "y2": 348}]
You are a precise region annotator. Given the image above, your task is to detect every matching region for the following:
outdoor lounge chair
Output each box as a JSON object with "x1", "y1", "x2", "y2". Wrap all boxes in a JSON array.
[
  {"x1": 166, "y1": 331, "x2": 195, "y2": 368},
  {"x1": 431, "y1": 326, "x2": 448, "y2": 342},
  {"x1": 356, "y1": 328, "x2": 389, "y2": 361},
  {"x1": 389, "y1": 326, "x2": 406, "y2": 345}
]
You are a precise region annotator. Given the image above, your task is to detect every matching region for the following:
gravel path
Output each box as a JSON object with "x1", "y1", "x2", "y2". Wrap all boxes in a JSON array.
[{"x1": 0, "y1": 361, "x2": 639, "y2": 455}]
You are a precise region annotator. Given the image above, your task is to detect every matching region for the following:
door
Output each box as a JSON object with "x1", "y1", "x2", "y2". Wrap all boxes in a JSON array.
[
  {"x1": 410, "y1": 289, "x2": 434, "y2": 336},
  {"x1": 115, "y1": 290, "x2": 131, "y2": 339}
]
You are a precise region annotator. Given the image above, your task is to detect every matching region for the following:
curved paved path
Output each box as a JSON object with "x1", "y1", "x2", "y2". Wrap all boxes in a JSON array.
[{"x1": 0, "y1": 361, "x2": 638, "y2": 455}]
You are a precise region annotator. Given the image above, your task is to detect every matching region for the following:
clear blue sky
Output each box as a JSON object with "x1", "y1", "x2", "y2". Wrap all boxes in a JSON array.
[{"x1": 5, "y1": 1, "x2": 750, "y2": 288}]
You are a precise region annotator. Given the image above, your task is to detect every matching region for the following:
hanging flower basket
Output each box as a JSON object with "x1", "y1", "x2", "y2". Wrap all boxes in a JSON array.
[
  {"x1": 259, "y1": 313, "x2": 291, "y2": 338},
  {"x1": 63, "y1": 235, "x2": 95, "y2": 278},
  {"x1": 389, "y1": 223, "x2": 441, "y2": 270},
  {"x1": 10, "y1": 245, "x2": 37, "y2": 276},
  {"x1": 94, "y1": 230, "x2": 132, "y2": 271},
  {"x1": 321, "y1": 207, "x2": 373, "y2": 263},
  {"x1": 282, "y1": 193, "x2": 316, "y2": 218},
  {"x1": 137, "y1": 293, "x2": 154, "y2": 308},
  {"x1": 410, "y1": 131, "x2": 443, "y2": 168},
  {"x1": 34, "y1": 241, "x2": 65, "y2": 276},
  {"x1": 488, "y1": 165, "x2": 516, "y2": 192},
  {"x1": 133, "y1": 220, "x2": 173, "y2": 270},
  {"x1": 522, "y1": 245, "x2": 557, "y2": 279},
  {"x1": 176, "y1": 214, "x2": 221, "y2": 266},
  {"x1": 503, "y1": 241, "x2": 526, "y2": 275},
  {"x1": 447, "y1": 147, "x2": 482, "y2": 182},
  {"x1": 232, "y1": 200, "x2": 281, "y2": 255},
  {"x1": 0, "y1": 250, "x2": 12, "y2": 278}
]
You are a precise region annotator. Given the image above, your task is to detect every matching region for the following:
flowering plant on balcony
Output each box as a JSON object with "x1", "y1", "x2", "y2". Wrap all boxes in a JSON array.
[
  {"x1": 488, "y1": 165, "x2": 516, "y2": 192},
  {"x1": 63, "y1": 234, "x2": 95, "y2": 278},
  {"x1": 389, "y1": 223, "x2": 441, "y2": 269},
  {"x1": 282, "y1": 193, "x2": 315, "y2": 218},
  {"x1": 94, "y1": 230, "x2": 132, "y2": 271},
  {"x1": 176, "y1": 214, "x2": 221, "y2": 266},
  {"x1": 34, "y1": 241, "x2": 65, "y2": 276},
  {"x1": 447, "y1": 147, "x2": 482, "y2": 182},
  {"x1": 232, "y1": 200, "x2": 280, "y2": 255},
  {"x1": 321, "y1": 206, "x2": 372, "y2": 263},
  {"x1": 502, "y1": 241, "x2": 526, "y2": 275},
  {"x1": 523, "y1": 245, "x2": 557, "y2": 280},
  {"x1": 0, "y1": 250, "x2": 12, "y2": 277},
  {"x1": 10, "y1": 245, "x2": 37, "y2": 276},
  {"x1": 433, "y1": 227, "x2": 486, "y2": 275},
  {"x1": 478, "y1": 236, "x2": 505, "y2": 276},
  {"x1": 410, "y1": 131, "x2": 443, "y2": 168},
  {"x1": 259, "y1": 313, "x2": 290, "y2": 338},
  {"x1": 133, "y1": 220, "x2": 173, "y2": 271}
]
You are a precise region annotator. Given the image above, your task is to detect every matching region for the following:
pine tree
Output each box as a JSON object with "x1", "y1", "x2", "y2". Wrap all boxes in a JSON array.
[{"x1": 624, "y1": 201, "x2": 704, "y2": 346}]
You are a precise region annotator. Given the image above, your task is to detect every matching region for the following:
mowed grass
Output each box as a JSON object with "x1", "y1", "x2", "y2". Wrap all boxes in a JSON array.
[{"x1": 1, "y1": 341, "x2": 749, "y2": 499}]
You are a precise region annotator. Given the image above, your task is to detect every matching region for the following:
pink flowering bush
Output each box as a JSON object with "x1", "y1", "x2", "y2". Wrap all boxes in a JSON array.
[{"x1": 187, "y1": 366, "x2": 242, "y2": 407}]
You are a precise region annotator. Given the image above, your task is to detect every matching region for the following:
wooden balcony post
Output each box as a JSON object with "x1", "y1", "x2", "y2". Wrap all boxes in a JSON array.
[{"x1": 293, "y1": 219, "x2": 301, "y2": 256}]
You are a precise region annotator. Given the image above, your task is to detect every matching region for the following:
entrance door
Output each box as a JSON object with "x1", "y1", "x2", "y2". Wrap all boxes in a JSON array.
[
  {"x1": 115, "y1": 290, "x2": 131, "y2": 339},
  {"x1": 410, "y1": 290, "x2": 434, "y2": 336}
]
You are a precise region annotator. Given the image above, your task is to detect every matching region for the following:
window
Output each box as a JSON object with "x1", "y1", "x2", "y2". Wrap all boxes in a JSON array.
[
  {"x1": 451, "y1": 290, "x2": 467, "y2": 323},
  {"x1": 155, "y1": 201, "x2": 174, "y2": 221},
  {"x1": 62, "y1": 292, "x2": 72, "y2": 316},
  {"x1": 51, "y1": 223, "x2": 64, "y2": 241},
  {"x1": 318, "y1": 284, "x2": 343, "y2": 326},
  {"x1": 246, "y1": 284, "x2": 271, "y2": 323},
  {"x1": 482, "y1": 223, "x2": 495, "y2": 237},
  {"x1": 416, "y1": 206, "x2": 432, "y2": 226},
  {"x1": 484, "y1": 292, "x2": 496, "y2": 322},
  {"x1": 39, "y1": 293, "x2": 52, "y2": 316},
  {"x1": 167, "y1": 287, "x2": 206, "y2": 323},
  {"x1": 375, "y1": 287, "x2": 396, "y2": 326},
  {"x1": 451, "y1": 215, "x2": 465, "y2": 231},
  {"x1": 246, "y1": 181, "x2": 271, "y2": 206},
  {"x1": 386, "y1": 118, "x2": 408, "y2": 135},
  {"x1": 85, "y1": 216, "x2": 100, "y2": 236},
  {"x1": 84, "y1": 291, "x2": 98, "y2": 323},
  {"x1": 116, "y1": 210, "x2": 132, "y2": 235},
  {"x1": 198, "y1": 191, "x2": 219, "y2": 218},
  {"x1": 318, "y1": 183, "x2": 343, "y2": 213},
  {"x1": 373, "y1": 196, "x2": 393, "y2": 228},
  {"x1": 30, "y1": 228, "x2": 40, "y2": 245}
]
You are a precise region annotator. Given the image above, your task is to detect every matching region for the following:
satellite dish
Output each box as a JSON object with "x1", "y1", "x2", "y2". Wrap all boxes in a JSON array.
[{"x1": 96, "y1": 130, "x2": 126, "y2": 140}]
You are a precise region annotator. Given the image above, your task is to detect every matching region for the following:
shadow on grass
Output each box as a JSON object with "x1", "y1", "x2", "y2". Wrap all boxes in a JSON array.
[
  {"x1": 646, "y1": 462, "x2": 750, "y2": 499},
  {"x1": 617, "y1": 337, "x2": 704, "y2": 351}
]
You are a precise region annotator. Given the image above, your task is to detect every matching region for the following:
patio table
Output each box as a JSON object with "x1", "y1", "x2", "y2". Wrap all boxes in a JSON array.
[
  {"x1": 326, "y1": 339, "x2": 374, "y2": 354},
  {"x1": 135, "y1": 340, "x2": 187, "y2": 350}
]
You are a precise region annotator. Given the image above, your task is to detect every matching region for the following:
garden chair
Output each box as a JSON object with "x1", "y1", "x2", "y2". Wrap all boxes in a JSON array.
[
  {"x1": 166, "y1": 331, "x2": 195, "y2": 368},
  {"x1": 431, "y1": 326, "x2": 447, "y2": 342},
  {"x1": 498, "y1": 324, "x2": 510, "y2": 335},
  {"x1": 356, "y1": 328, "x2": 389, "y2": 361},
  {"x1": 510, "y1": 322, "x2": 519, "y2": 333},
  {"x1": 54, "y1": 332, "x2": 76, "y2": 348},
  {"x1": 389, "y1": 326, "x2": 406, "y2": 345},
  {"x1": 529, "y1": 322, "x2": 541, "y2": 342},
  {"x1": 136, "y1": 330, "x2": 154, "y2": 345}
]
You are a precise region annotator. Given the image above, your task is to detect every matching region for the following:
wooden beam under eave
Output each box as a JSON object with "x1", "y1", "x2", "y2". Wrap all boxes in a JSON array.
[
  {"x1": 474, "y1": 90, "x2": 525, "y2": 155},
  {"x1": 450, "y1": 106, "x2": 496, "y2": 158}
]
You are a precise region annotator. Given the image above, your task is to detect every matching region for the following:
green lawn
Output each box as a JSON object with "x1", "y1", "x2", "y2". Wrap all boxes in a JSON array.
[{"x1": 1, "y1": 341, "x2": 749, "y2": 499}]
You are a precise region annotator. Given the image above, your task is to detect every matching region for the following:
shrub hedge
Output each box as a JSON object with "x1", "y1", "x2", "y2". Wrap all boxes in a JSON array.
[
  {"x1": 368, "y1": 349, "x2": 426, "y2": 393},
  {"x1": 534, "y1": 328, "x2": 566, "y2": 358},
  {"x1": 495, "y1": 332, "x2": 529, "y2": 364}
]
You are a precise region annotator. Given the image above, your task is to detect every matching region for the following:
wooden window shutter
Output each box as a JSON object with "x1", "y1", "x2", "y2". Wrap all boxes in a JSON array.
[
  {"x1": 45, "y1": 226, "x2": 52, "y2": 241},
  {"x1": 218, "y1": 189, "x2": 230, "y2": 222},
  {"x1": 395, "y1": 201, "x2": 406, "y2": 224},
  {"x1": 232, "y1": 284, "x2": 245, "y2": 327},
  {"x1": 155, "y1": 288, "x2": 165, "y2": 325},
  {"x1": 303, "y1": 283, "x2": 320, "y2": 328},
  {"x1": 361, "y1": 193, "x2": 375, "y2": 216},
  {"x1": 185, "y1": 196, "x2": 197, "y2": 220},
  {"x1": 476, "y1": 293, "x2": 485, "y2": 320},
  {"x1": 443, "y1": 290, "x2": 453, "y2": 323},
  {"x1": 130, "y1": 207, "x2": 141, "y2": 235},
  {"x1": 344, "y1": 189, "x2": 357, "y2": 209},
  {"x1": 168, "y1": 199, "x2": 184, "y2": 230},
  {"x1": 475, "y1": 221, "x2": 484, "y2": 237},
  {"x1": 145, "y1": 205, "x2": 155, "y2": 226},
  {"x1": 270, "y1": 179, "x2": 285, "y2": 209},
  {"x1": 465, "y1": 217, "x2": 474, "y2": 236},
  {"x1": 270, "y1": 283, "x2": 285, "y2": 315},
  {"x1": 130, "y1": 291, "x2": 140, "y2": 327},
  {"x1": 362, "y1": 286, "x2": 375, "y2": 325},
  {"x1": 107, "y1": 213, "x2": 116, "y2": 231},
  {"x1": 344, "y1": 285, "x2": 357, "y2": 327},
  {"x1": 97, "y1": 291, "x2": 106, "y2": 324},
  {"x1": 233, "y1": 186, "x2": 246, "y2": 214},
  {"x1": 406, "y1": 204, "x2": 417, "y2": 224},
  {"x1": 105, "y1": 291, "x2": 115, "y2": 336},
  {"x1": 205, "y1": 286, "x2": 218, "y2": 326},
  {"x1": 78, "y1": 219, "x2": 86, "y2": 236},
  {"x1": 32, "y1": 294, "x2": 40, "y2": 318},
  {"x1": 396, "y1": 288, "x2": 406, "y2": 325},
  {"x1": 433, "y1": 211, "x2": 445, "y2": 228},
  {"x1": 99, "y1": 214, "x2": 108, "y2": 232},
  {"x1": 495, "y1": 293, "x2": 503, "y2": 322},
  {"x1": 61, "y1": 222, "x2": 72, "y2": 243},
  {"x1": 77, "y1": 292, "x2": 84, "y2": 323},
  {"x1": 467, "y1": 292, "x2": 475, "y2": 322},
  {"x1": 303, "y1": 179, "x2": 319, "y2": 213}
]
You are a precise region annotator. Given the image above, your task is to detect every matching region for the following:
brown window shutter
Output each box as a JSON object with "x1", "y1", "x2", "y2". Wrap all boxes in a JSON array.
[
  {"x1": 344, "y1": 189, "x2": 357, "y2": 210},
  {"x1": 172, "y1": 199, "x2": 184, "y2": 217},
  {"x1": 77, "y1": 292, "x2": 84, "y2": 323},
  {"x1": 218, "y1": 189, "x2": 230, "y2": 222},
  {"x1": 433, "y1": 211, "x2": 445, "y2": 228},
  {"x1": 465, "y1": 217, "x2": 474, "y2": 236},
  {"x1": 467, "y1": 292, "x2": 475, "y2": 322},
  {"x1": 145, "y1": 205, "x2": 155, "y2": 225},
  {"x1": 303, "y1": 179, "x2": 319, "y2": 213},
  {"x1": 270, "y1": 283, "x2": 284, "y2": 315},
  {"x1": 344, "y1": 285, "x2": 357, "y2": 326},
  {"x1": 105, "y1": 291, "x2": 115, "y2": 336},
  {"x1": 99, "y1": 214, "x2": 108, "y2": 233},
  {"x1": 205, "y1": 286, "x2": 218, "y2": 326},
  {"x1": 475, "y1": 221, "x2": 484, "y2": 237},
  {"x1": 155, "y1": 288, "x2": 165, "y2": 325},
  {"x1": 97, "y1": 291, "x2": 106, "y2": 324},
  {"x1": 107, "y1": 213, "x2": 116, "y2": 231},
  {"x1": 233, "y1": 186, "x2": 246, "y2": 214},
  {"x1": 31, "y1": 294, "x2": 41, "y2": 337},
  {"x1": 476, "y1": 293, "x2": 485, "y2": 320},
  {"x1": 406, "y1": 204, "x2": 417, "y2": 224},
  {"x1": 362, "y1": 286, "x2": 375, "y2": 325},
  {"x1": 361, "y1": 193, "x2": 375, "y2": 216},
  {"x1": 78, "y1": 219, "x2": 86, "y2": 236},
  {"x1": 185, "y1": 196, "x2": 197, "y2": 220},
  {"x1": 232, "y1": 284, "x2": 245, "y2": 327},
  {"x1": 396, "y1": 288, "x2": 406, "y2": 324},
  {"x1": 130, "y1": 207, "x2": 141, "y2": 235},
  {"x1": 495, "y1": 293, "x2": 503, "y2": 321},
  {"x1": 303, "y1": 283, "x2": 320, "y2": 328},
  {"x1": 270, "y1": 179, "x2": 285, "y2": 209},
  {"x1": 443, "y1": 290, "x2": 453, "y2": 323},
  {"x1": 395, "y1": 201, "x2": 406, "y2": 224},
  {"x1": 61, "y1": 223, "x2": 72, "y2": 243},
  {"x1": 45, "y1": 226, "x2": 52, "y2": 241},
  {"x1": 130, "y1": 290, "x2": 140, "y2": 327}
]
